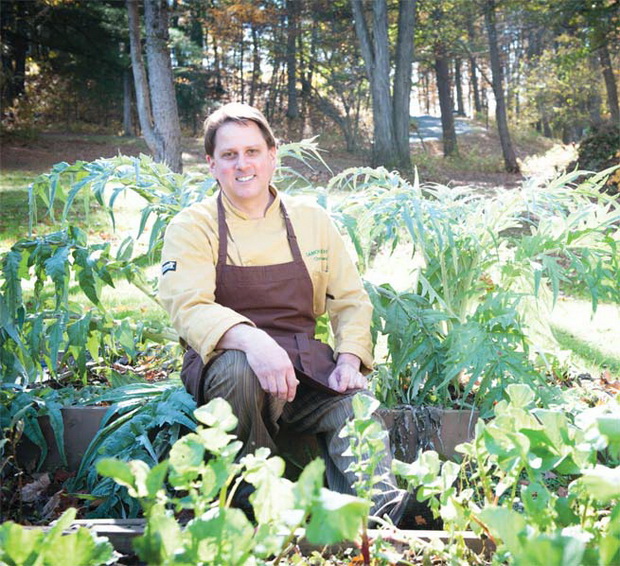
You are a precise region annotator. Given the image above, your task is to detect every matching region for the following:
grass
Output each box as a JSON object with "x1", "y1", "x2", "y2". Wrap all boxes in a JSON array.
[
  {"x1": 549, "y1": 298, "x2": 620, "y2": 378},
  {"x1": 552, "y1": 326, "x2": 620, "y2": 377}
]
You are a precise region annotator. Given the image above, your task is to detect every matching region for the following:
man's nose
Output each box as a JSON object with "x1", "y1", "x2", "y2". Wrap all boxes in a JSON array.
[{"x1": 236, "y1": 154, "x2": 247, "y2": 169}]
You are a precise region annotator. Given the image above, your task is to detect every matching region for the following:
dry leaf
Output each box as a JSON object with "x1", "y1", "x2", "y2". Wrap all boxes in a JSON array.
[
  {"x1": 414, "y1": 515, "x2": 428, "y2": 526},
  {"x1": 20, "y1": 474, "x2": 50, "y2": 503},
  {"x1": 41, "y1": 490, "x2": 62, "y2": 520}
]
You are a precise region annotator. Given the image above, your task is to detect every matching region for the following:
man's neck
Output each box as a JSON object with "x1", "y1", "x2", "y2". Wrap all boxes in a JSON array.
[{"x1": 223, "y1": 189, "x2": 276, "y2": 219}]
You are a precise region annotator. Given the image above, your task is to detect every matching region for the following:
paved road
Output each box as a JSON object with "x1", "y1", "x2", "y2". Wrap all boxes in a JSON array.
[{"x1": 410, "y1": 114, "x2": 487, "y2": 142}]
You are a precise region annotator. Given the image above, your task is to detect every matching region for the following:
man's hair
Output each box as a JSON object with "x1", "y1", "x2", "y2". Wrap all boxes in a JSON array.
[{"x1": 203, "y1": 102, "x2": 276, "y2": 157}]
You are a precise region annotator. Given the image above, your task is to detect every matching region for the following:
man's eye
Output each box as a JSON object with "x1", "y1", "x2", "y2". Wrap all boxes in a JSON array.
[
  {"x1": 222, "y1": 152, "x2": 234, "y2": 159},
  {"x1": 247, "y1": 149, "x2": 258, "y2": 155}
]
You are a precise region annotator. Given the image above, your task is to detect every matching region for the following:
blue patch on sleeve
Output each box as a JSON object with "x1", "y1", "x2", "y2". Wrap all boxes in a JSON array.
[{"x1": 162, "y1": 260, "x2": 177, "y2": 275}]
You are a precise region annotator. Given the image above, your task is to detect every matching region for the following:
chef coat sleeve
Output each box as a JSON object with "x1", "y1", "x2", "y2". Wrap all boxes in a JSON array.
[{"x1": 158, "y1": 209, "x2": 254, "y2": 363}]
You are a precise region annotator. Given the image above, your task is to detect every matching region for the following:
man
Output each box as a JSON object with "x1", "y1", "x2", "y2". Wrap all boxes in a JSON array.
[{"x1": 159, "y1": 102, "x2": 427, "y2": 528}]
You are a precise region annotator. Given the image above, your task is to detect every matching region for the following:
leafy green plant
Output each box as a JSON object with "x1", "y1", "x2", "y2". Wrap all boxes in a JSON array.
[
  {"x1": 65, "y1": 381, "x2": 197, "y2": 518},
  {"x1": 571, "y1": 121, "x2": 620, "y2": 195},
  {"x1": 0, "y1": 385, "x2": 105, "y2": 471},
  {"x1": 394, "y1": 384, "x2": 620, "y2": 565},
  {"x1": 340, "y1": 393, "x2": 402, "y2": 566},
  {"x1": 97, "y1": 397, "x2": 369, "y2": 565},
  {"x1": 328, "y1": 166, "x2": 620, "y2": 412},
  {"x1": 0, "y1": 507, "x2": 115, "y2": 566}
]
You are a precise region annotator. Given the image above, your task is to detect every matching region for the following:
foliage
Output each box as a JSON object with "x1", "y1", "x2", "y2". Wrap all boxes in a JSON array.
[
  {"x1": 67, "y1": 382, "x2": 197, "y2": 519},
  {"x1": 0, "y1": 507, "x2": 115, "y2": 566},
  {"x1": 340, "y1": 394, "x2": 396, "y2": 565},
  {"x1": 97, "y1": 397, "x2": 369, "y2": 565},
  {"x1": 571, "y1": 121, "x2": 620, "y2": 195},
  {"x1": 517, "y1": 33, "x2": 603, "y2": 142},
  {"x1": 394, "y1": 384, "x2": 620, "y2": 565},
  {"x1": 328, "y1": 165, "x2": 620, "y2": 414},
  {"x1": 0, "y1": 152, "x2": 205, "y2": 384},
  {"x1": 0, "y1": 385, "x2": 105, "y2": 471}
]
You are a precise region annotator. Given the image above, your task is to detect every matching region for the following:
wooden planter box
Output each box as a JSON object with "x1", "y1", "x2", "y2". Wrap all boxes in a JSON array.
[
  {"x1": 16, "y1": 406, "x2": 109, "y2": 473},
  {"x1": 277, "y1": 406, "x2": 479, "y2": 476},
  {"x1": 61, "y1": 519, "x2": 491, "y2": 558},
  {"x1": 378, "y1": 406, "x2": 479, "y2": 461}
]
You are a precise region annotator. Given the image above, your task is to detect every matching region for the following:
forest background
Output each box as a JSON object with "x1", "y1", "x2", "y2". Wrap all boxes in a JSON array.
[{"x1": 1, "y1": 0, "x2": 619, "y2": 381}]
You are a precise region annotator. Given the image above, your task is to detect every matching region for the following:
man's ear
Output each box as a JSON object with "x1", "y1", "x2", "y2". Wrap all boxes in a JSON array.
[{"x1": 206, "y1": 154, "x2": 215, "y2": 173}]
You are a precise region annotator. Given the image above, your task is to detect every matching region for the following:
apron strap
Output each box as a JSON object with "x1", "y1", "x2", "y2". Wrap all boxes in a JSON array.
[
  {"x1": 279, "y1": 199, "x2": 304, "y2": 263},
  {"x1": 216, "y1": 190, "x2": 304, "y2": 267},
  {"x1": 216, "y1": 191, "x2": 229, "y2": 268}
]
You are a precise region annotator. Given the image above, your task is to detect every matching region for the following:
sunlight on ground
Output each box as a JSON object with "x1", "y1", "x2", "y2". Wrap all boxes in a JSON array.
[
  {"x1": 520, "y1": 143, "x2": 578, "y2": 184},
  {"x1": 551, "y1": 298, "x2": 620, "y2": 363}
]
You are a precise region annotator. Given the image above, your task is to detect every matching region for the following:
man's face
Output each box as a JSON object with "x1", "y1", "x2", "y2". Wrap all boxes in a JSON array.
[{"x1": 207, "y1": 120, "x2": 276, "y2": 216}]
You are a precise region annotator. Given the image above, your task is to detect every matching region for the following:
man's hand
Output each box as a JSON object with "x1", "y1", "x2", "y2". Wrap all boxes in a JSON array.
[
  {"x1": 328, "y1": 353, "x2": 367, "y2": 393},
  {"x1": 217, "y1": 324, "x2": 298, "y2": 402}
]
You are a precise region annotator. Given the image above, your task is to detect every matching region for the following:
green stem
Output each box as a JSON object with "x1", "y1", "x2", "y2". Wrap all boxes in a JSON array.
[{"x1": 271, "y1": 512, "x2": 310, "y2": 566}]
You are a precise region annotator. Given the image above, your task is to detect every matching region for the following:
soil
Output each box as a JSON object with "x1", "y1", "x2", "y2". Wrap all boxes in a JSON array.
[{"x1": 0, "y1": 133, "x2": 150, "y2": 173}]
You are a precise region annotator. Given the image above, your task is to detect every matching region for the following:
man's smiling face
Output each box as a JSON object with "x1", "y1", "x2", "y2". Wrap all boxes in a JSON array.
[{"x1": 207, "y1": 120, "x2": 277, "y2": 217}]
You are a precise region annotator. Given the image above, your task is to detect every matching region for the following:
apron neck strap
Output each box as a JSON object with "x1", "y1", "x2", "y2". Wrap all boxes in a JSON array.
[{"x1": 216, "y1": 190, "x2": 304, "y2": 266}]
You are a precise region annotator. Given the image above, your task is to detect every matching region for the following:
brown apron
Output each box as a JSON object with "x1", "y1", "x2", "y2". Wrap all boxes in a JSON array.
[{"x1": 181, "y1": 191, "x2": 340, "y2": 404}]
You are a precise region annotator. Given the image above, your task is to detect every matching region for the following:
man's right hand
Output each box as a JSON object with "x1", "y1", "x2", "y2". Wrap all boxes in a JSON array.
[{"x1": 216, "y1": 324, "x2": 298, "y2": 402}]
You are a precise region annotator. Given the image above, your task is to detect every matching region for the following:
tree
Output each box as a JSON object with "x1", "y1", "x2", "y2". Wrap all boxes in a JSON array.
[
  {"x1": 127, "y1": 0, "x2": 182, "y2": 173},
  {"x1": 483, "y1": 0, "x2": 520, "y2": 173},
  {"x1": 297, "y1": 0, "x2": 368, "y2": 153},
  {"x1": 1, "y1": 1, "x2": 129, "y2": 127},
  {"x1": 350, "y1": 0, "x2": 416, "y2": 169},
  {"x1": 285, "y1": 0, "x2": 300, "y2": 119},
  {"x1": 428, "y1": 2, "x2": 458, "y2": 156}
]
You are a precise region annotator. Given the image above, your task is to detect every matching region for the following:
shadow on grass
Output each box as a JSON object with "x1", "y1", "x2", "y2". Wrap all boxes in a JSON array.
[{"x1": 552, "y1": 324, "x2": 620, "y2": 377}]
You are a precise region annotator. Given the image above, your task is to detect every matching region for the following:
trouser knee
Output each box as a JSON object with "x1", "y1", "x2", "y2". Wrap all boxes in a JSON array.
[{"x1": 202, "y1": 350, "x2": 264, "y2": 411}]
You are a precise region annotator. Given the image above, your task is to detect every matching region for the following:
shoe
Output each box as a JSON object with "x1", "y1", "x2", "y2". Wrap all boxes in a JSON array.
[{"x1": 389, "y1": 490, "x2": 443, "y2": 531}]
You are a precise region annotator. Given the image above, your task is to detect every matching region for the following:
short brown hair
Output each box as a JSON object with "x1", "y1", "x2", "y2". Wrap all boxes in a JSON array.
[{"x1": 203, "y1": 102, "x2": 276, "y2": 157}]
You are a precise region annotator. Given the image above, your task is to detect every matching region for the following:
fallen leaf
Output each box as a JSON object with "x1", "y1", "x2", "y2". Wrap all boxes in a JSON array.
[
  {"x1": 21, "y1": 474, "x2": 50, "y2": 503},
  {"x1": 414, "y1": 515, "x2": 428, "y2": 526},
  {"x1": 41, "y1": 490, "x2": 62, "y2": 520}
]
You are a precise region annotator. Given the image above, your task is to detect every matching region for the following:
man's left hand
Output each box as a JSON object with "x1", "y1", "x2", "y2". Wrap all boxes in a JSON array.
[{"x1": 328, "y1": 353, "x2": 367, "y2": 393}]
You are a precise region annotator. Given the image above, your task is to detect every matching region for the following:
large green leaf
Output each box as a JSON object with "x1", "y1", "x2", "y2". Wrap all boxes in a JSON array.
[{"x1": 305, "y1": 488, "x2": 369, "y2": 545}]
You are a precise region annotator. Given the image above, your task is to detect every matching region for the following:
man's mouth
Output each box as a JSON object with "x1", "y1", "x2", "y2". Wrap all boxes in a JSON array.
[{"x1": 236, "y1": 174, "x2": 255, "y2": 182}]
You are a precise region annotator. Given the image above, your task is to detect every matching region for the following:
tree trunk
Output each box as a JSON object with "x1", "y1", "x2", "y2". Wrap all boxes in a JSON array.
[
  {"x1": 351, "y1": 0, "x2": 397, "y2": 167},
  {"x1": 587, "y1": 52, "x2": 603, "y2": 127},
  {"x1": 285, "y1": 0, "x2": 299, "y2": 119},
  {"x1": 392, "y1": 0, "x2": 416, "y2": 169},
  {"x1": 483, "y1": 0, "x2": 519, "y2": 173},
  {"x1": 127, "y1": 0, "x2": 182, "y2": 173},
  {"x1": 249, "y1": 25, "x2": 261, "y2": 107},
  {"x1": 237, "y1": 32, "x2": 245, "y2": 103},
  {"x1": 435, "y1": 51, "x2": 458, "y2": 157},
  {"x1": 212, "y1": 35, "x2": 223, "y2": 96},
  {"x1": 454, "y1": 57, "x2": 466, "y2": 116},
  {"x1": 466, "y1": 16, "x2": 482, "y2": 114},
  {"x1": 122, "y1": 67, "x2": 135, "y2": 136},
  {"x1": 598, "y1": 42, "x2": 620, "y2": 125}
]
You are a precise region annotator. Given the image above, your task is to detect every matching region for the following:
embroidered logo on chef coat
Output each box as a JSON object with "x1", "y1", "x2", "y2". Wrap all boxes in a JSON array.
[
  {"x1": 162, "y1": 260, "x2": 177, "y2": 275},
  {"x1": 306, "y1": 248, "x2": 328, "y2": 261}
]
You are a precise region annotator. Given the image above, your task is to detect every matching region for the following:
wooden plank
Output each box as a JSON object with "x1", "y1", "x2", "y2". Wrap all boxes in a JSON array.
[{"x1": 67, "y1": 521, "x2": 491, "y2": 558}]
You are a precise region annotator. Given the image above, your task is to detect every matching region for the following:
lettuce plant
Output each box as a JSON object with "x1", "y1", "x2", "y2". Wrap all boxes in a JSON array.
[
  {"x1": 98, "y1": 397, "x2": 369, "y2": 565},
  {"x1": 394, "y1": 384, "x2": 620, "y2": 565}
]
